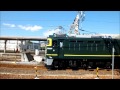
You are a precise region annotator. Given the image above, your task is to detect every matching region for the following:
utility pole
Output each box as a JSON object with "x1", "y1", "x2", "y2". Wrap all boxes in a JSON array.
[{"x1": 112, "y1": 46, "x2": 115, "y2": 79}]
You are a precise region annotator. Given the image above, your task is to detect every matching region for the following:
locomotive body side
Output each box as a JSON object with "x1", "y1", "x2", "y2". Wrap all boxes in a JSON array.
[{"x1": 44, "y1": 34, "x2": 120, "y2": 69}]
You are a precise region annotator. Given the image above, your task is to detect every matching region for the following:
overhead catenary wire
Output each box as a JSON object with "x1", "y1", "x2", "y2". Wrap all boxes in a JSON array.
[
  {"x1": 1, "y1": 20, "x2": 119, "y2": 23},
  {"x1": 79, "y1": 29, "x2": 98, "y2": 34}
]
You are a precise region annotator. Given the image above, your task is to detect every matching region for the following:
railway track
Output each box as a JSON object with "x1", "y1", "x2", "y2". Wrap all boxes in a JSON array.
[{"x1": 0, "y1": 62, "x2": 120, "y2": 79}]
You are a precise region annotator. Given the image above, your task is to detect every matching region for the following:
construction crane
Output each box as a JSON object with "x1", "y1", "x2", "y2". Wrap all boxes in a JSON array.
[{"x1": 68, "y1": 11, "x2": 85, "y2": 35}]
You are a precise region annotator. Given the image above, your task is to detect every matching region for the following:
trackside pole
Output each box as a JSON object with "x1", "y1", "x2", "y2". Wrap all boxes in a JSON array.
[
  {"x1": 34, "y1": 66, "x2": 39, "y2": 79},
  {"x1": 96, "y1": 67, "x2": 99, "y2": 78},
  {"x1": 112, "y1": 46, "x2": 115, "y2": 79},
  {"x1": 94, "y1": 67, "x2": 99, "y2": 79}
]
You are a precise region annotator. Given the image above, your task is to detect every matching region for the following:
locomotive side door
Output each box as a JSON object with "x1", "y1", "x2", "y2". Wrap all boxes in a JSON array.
[{"x1": 58, "y1": 39, "x2": 64, "y2": 59}]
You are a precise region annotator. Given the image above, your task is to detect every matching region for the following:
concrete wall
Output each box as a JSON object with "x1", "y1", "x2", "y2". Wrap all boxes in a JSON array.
[{"x1": 0, "y1": 40, "x2": 40, "y2": 52}]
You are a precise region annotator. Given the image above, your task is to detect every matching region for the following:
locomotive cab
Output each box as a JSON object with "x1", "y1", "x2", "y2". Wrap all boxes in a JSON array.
[{"x1": 44, "y1": 38, "x2": 53, "y2": 68}]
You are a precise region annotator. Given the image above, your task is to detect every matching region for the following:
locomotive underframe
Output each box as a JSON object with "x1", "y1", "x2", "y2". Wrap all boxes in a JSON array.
[{"x1": 45, "y1": 58, "x2": 120, "y2": 70}]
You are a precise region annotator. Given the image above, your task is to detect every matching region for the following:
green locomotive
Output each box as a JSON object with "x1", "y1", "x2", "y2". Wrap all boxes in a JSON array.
[{"x1": 44, "y1": 33, "x2": 120, "y2": 69}]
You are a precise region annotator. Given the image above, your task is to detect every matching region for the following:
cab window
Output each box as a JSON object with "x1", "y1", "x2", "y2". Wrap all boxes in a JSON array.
[
  {"x1": 47, "y1": 40, "x2": 49, "y2": 45},
  {"x1": 60, "y1": 42, "x2": 63, "y2": 48},
  {"x1": 53, "y1": 40, "x2": 57, "y2": 47}
]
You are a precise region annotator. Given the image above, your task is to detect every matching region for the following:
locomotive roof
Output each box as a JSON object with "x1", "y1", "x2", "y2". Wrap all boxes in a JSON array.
[{"x1": 48, "y1": 33, "x2": 119, "y2": 40}]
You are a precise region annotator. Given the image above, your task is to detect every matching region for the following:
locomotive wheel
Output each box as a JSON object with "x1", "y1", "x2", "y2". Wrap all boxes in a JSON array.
[
  {"x1": 83, "y1": 64, "x2": 88, "y2": 70},
  {"x1": 53, "y1": 60, "x2": 59, "y2": 69},
  {"x1": 58, "y1": 61, "x2": 66, "y2": 70},
  {"x1": 58, "y1": 61, "x2": 63, "y2": 70}
]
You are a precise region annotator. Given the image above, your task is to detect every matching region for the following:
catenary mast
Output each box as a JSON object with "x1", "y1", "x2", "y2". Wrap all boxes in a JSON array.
[{"x1": 68, "y1": 11, "x2": 85, "y2": 35}]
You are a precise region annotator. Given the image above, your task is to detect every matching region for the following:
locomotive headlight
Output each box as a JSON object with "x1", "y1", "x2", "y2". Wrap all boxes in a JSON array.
[
  {"x1": 49, "y1": 56, "x2": 52, "y2": 58},
  {"x1": 53, "y1": 49, "x2": 55, "y2": 52}
]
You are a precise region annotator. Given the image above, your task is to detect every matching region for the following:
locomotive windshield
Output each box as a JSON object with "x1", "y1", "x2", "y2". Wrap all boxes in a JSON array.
[{"x1": 47, "y1": 40, "x2": 49, "y2": 45}]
